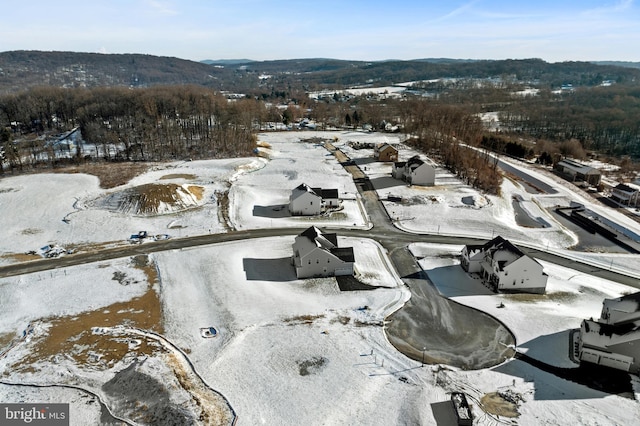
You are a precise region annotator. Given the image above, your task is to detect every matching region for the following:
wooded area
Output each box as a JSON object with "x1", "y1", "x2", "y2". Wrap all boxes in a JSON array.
[{"x1": 0, "y1": 86, "x2": 258, "y2": 171}]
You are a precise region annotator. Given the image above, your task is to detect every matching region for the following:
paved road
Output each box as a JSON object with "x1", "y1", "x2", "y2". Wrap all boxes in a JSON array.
[{"x1": 494, "y1": 156, "x2": 558, "y2": 194}]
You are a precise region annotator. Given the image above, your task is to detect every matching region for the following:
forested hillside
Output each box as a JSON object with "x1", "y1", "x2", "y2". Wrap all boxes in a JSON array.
[
  {"x1": 2, "y1": 51, "x2": 640, "y2": 185},
  {"x1": 0, "y1": 51, "x2": 228, "y2": 94},
  {"x1": 2, "y1": 51, "x2": 640, "y2": 95}
]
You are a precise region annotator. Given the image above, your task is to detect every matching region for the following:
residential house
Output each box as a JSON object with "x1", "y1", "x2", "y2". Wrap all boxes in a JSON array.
[
  {"x1": 461, "y1": 236, "x2": 548, "y2": 294},
  {"x1": 392, "y1": 155, "x2": 436, "y2": 186},
  {"x1": 610, "y1": 183, "x2": 640, "y2": 207},
  {"x1": 289, "y1": 183, "x2": 322, "y2": 215},
  {"x1": 374, "y1": 143, "x2": 398, "y2": 162},
  {"x1": 577, "y1": 292, "x2": 640, "y2": 373},
  {"x1": 292, "y1": 226, "x2": 355, "y2": 278},
  {"x1": 554, "y1": 159, "x2": 602, "y2": 186},
  {"x1": 288, "y1": 184, "x2": 341, "y2": 215}
]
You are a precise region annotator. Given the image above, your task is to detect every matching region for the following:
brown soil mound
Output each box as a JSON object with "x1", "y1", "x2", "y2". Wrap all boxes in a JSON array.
[
  {"x1": 97, "y1": 183, "x2": 205, "y2": 215},
  {"x1": 480, "y1": 391, "x2": 521, "y2": 418}
]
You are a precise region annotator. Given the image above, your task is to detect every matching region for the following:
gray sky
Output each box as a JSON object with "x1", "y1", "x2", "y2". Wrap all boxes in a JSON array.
[{"x1": 2, "y1": 0, "x2": 639, "y2": 62}]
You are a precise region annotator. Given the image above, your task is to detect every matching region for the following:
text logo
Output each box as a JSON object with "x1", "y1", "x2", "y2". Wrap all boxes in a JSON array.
[{"x1": 1, "y1": 404, "x2": 69, "y2": 425}]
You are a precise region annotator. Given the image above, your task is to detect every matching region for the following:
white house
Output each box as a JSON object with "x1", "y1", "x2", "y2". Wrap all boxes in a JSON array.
[
  {"x1": 610, "y1": 183, "x2": 640, "y2": 207},
  {"x1": 392, "y1": 155, "x2": 435, "y2": 186},
  {"x1": 292, "y1": 226, "x2": 355, "y2": 279},
  {"x1": 577, "y1": 292, "x2": 640, "y2": 373},
  {"x1": 289, "y1": 184, "x2": 340, "y2": 215},
  {"x1": 461, "y1": 236, "x2": 548, "y2": 294},
  {"x1": 289, "y1": 183, "x2": 322, "y2": 215}
]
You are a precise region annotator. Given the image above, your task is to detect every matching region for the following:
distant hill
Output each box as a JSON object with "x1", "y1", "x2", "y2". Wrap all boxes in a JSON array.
[
  {"x1": 1, "y1": 51, "x2": 640, "y2": 95},
  {"x1": 0, "y1": 50, "x2": 229, "y2": 94},
  {"x1": 592, "y1": 61, "x2": 640, "y2": 70},
  {"x1": 200, "y1": 59, "x2": 255, "y2": 66},
  {"x1": 229, "y1": 57, "x2": 640, "y2": 89}
]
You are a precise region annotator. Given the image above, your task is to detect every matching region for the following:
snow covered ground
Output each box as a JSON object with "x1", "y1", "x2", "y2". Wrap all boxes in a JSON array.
[{"x1": 1, "y1": 130, "x2": 640, "y2": 425}]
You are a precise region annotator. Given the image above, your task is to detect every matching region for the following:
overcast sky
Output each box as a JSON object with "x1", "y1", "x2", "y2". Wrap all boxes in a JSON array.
[{"x1": 2, "y1": 0, "x2": 639, "y2": 63}]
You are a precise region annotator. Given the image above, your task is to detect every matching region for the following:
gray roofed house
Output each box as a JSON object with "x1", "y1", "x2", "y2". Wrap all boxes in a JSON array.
[
  {"x1": 461, "y1": 236, "x2": 548, "y2": 294},
  {"x1": 289, "y1": 183, "x2": 341, "y2": 215},
  {"x1": 292, "y1": 226, "x2": 355, "y2": 278},
  {"x1": 391, "y1": 155, "x2": 436, "y2": 186}
]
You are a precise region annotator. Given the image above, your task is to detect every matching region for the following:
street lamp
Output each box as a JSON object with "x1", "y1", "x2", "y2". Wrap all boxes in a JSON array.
[{"x1": 421, "y1": 347, "x2": 426, "y2": 367}]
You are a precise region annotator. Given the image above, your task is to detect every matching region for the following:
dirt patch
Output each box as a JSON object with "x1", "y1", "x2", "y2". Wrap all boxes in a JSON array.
[
  {"x1": 159, "y1": 173, "x2": 197, "y2": 180},
  {"x1": 283, "y1": 314, "x2": 325, "y2": 325},
  {"x1": 167, "y1": 353, "x2": 235, "y2": 425},
  {"x1": 480, "y1": 391, "x2": 521, "y2": 418},
  {"x1": 50, "y1": 162, "x2": 153, "y2": 189},
  {"x1": 297, "y1": 356, "x2": 328, "y2": 376},
  {"x1": 20, "y1": 228, "x2": 42, "y2": 235},
  {"x1": 187, "y1": 185, "x2": 205, "y2": 201},
  {"x1": 215, "y1": 189, "x2": 233, "y2": 231},
  {"x1": 331, "y1": 316, "x2": 351, "y2": 325},
  {"x1": 0, "y1": 252, "x2": 41, "y2": 263},
  {"x1": 0, "y1": 332, "x2": 15, "y2": 352},
  {"x1": 97, "y1": 183, "x2": 204, "y2": 215},
  {"x1": 10, "y1": 255, "x2": 164, "y2": 372}
]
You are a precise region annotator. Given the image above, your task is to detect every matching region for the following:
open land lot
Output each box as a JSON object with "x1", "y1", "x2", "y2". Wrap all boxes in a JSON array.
[{"x1": 1, "y1": 131, "x2": 640, "y2": 425}]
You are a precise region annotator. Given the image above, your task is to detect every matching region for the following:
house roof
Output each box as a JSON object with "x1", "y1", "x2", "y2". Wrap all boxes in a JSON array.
[
  {"x1": 556, "y1": 159, "x2": 600, "y2": 175},
  {"x1": 311, "y1": 187, "x2": 339, "y2": 199},
  {"x1": 331, "y1": 247, "x2": 355, "y2": 262},
  {"x1": 292, "y1": 183, "x2": 321, "y2": 198},
  {"x1": 469, "y1": 235, "x2": 541, "y2": 270},
  {"x1": 299, "y1": 226, "x2": 337, "y2": 249},
  {"x1": 407, "y1": 155, "x2": 424, "y2": 167},
  {"x1": 613, "y1": 183, "x2": 640, "y2": 193},
  {"x1": 375, "y1": 143, "x2": 397, "y2": 152}
]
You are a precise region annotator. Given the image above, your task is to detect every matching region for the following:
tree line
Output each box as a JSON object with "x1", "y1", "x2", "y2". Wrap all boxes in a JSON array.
[
  {"x1": 0, "y1": 86, "x2": 260, "y2": 172},
  {"x1": 397, "y1": 98, "x2": 502, "y2": 194}
]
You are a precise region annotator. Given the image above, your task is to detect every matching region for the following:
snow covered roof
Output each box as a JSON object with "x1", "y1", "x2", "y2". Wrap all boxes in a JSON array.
[{"x1": 556, "y1": 159, "x2": 600, "y2": 175}]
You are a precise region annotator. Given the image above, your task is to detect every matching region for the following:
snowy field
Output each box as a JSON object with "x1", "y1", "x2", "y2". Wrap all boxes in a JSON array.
[{"x1": 1, "y1": 130, "x2": 640, "y2": 425}]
